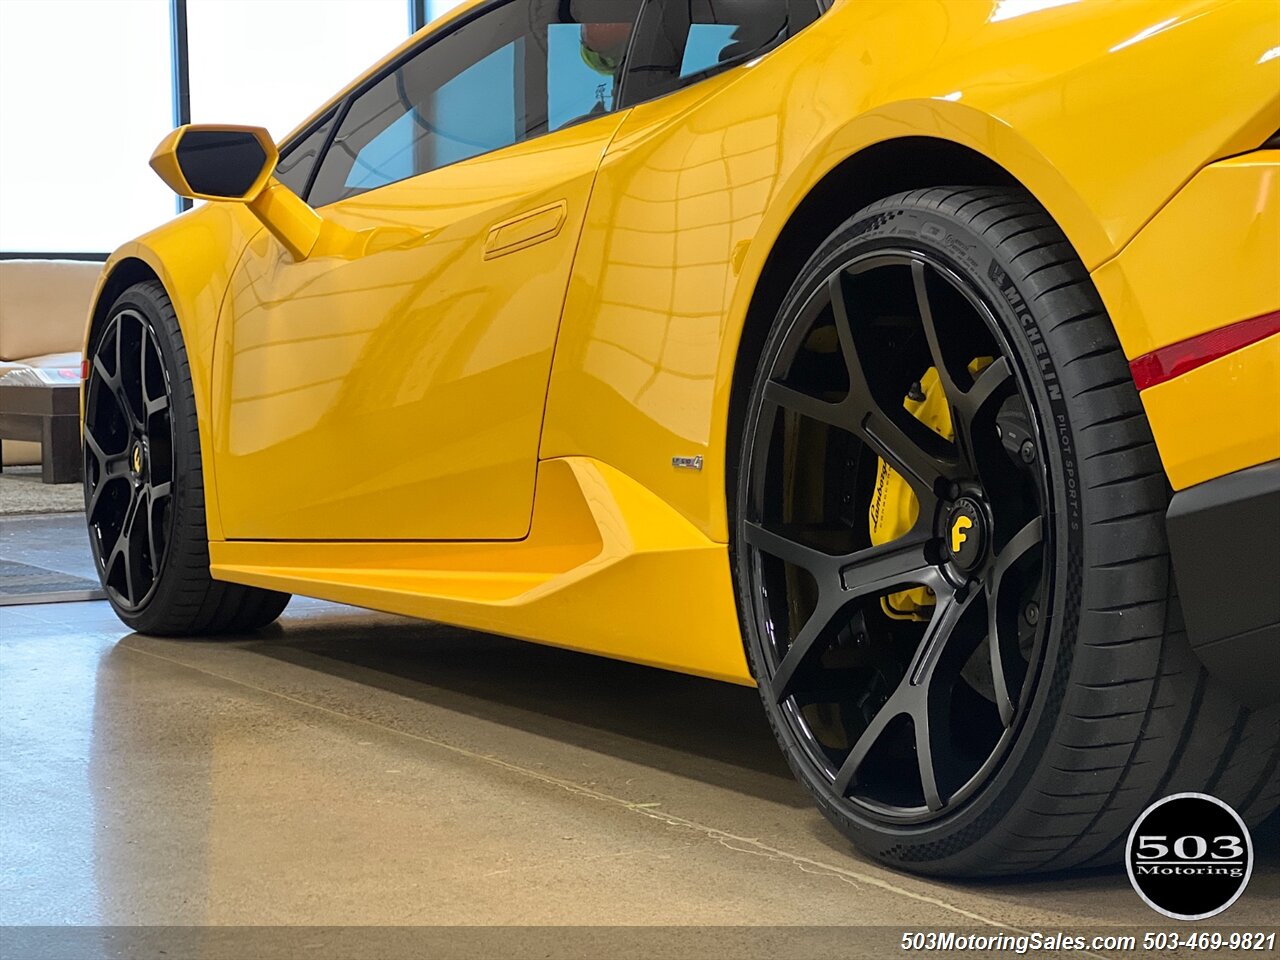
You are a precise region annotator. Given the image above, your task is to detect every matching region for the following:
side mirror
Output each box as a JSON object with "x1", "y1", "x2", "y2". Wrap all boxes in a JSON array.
[
  {"x1": 149, "y1": 124, "x2": 322, "y2": 261},
  {"x1": 150, "y1": 125, "x2": 276, "y2": 201}
]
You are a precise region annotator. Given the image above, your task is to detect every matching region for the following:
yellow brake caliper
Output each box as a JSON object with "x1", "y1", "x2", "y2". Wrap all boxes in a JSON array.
[{"x1": 868, "y1": 358, "x2": 992, "y2": 620}]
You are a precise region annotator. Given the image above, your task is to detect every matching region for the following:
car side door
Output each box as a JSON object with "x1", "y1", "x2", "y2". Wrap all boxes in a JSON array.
[{"x1": 212, "y1": 0, "x2": 641, "y2": 541}]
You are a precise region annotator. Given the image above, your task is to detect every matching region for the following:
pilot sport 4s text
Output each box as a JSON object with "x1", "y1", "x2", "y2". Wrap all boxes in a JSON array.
[{"x1": 81, "y1": 0, "x2": 1279, "y2": 876}]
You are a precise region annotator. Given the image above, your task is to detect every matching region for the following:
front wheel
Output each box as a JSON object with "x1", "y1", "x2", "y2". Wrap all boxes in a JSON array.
[
  {"x1": 83, "y1": 280, "x2": 290, "y2": 635},
  {"x1": 732, "y1": 187, "x2": 1279, "y2": 876}
]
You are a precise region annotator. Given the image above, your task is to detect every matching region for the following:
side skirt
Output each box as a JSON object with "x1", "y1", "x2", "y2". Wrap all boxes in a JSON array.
[{"x1": 209, "y1": 457, "x2": 753, "y2": 685}]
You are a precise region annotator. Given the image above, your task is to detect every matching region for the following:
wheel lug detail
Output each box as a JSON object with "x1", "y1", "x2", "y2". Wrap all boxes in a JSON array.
[
  {"x1": 1019, "y1": 440, "x2": 1036, "y2": 464},
  {"x1": 1024, "y1": 601, "x2": 1040, "y2": 625}
]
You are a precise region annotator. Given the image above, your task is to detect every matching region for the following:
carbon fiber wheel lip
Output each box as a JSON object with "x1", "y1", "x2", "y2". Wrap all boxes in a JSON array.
[
  {"x1": 741, "y1": 246, "x2": 1057, "y2": 827},
  {"x1": 83, "y1": 307, "x2": 177, "y2": 614}
]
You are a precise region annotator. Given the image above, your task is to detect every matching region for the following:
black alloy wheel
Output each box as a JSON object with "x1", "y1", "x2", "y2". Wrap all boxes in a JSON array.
[
  {"x1": 740, "y1": 247, "x2": 1049, "y2": 822},
  {"x1": 733, "y1": 187, "x2": 1280, "y2": 876},
  {"x1": 83, "y1": 281, "x2": 291, "y2": 636},
  {"x1": 84, "y1": 307, "x2": 175, "y2": 611}
]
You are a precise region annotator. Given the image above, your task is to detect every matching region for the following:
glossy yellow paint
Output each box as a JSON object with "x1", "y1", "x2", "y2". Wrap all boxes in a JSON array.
[
  {"x1": 1093, "y1": 153, "x2": 1280, "y2": 360},
  {"x1": 246, "y1": 179, "x2": 326, "y2": 261},
  {"x1": 1139, "y1": 336, "x2": 1280, "y2": 491},
  {"x1": 541, "y1": 0, "x2": 1280, "y2": 542},
  {"x1": 212, "y1": 112, "x2": 627, "y2": 540},
  {"x1": 84, "y1": 202, "x2": 266, "y2": 541},
  {"x1": 1093, "y1": 152, "x2": 1280, "y2": 488},
  {"x1": 154, "y1": 122, "x2": 329, "y2": 260},
  {"x1": 87, "y1": 0, "x2": 1279, "y2": 679},
  {"x1": 210, "y1": 456, "x2": 753, "y2": 684}
]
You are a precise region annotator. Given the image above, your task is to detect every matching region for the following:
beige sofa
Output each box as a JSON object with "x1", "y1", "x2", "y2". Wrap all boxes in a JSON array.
[{"x1": 0, "y1": 259, "x2": 102, "y2": 466}]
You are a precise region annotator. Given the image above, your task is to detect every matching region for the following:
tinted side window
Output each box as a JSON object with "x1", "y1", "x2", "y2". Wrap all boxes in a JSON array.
[
  {"x1": 623, "y1": 0, "x2": 806, "y2": 104},
  {"x1": 308, "y1": 0, "x2": 641, "y2": 207},
  {"x1": 275, "y1": 111, "x2": 336, "y2": 197}
]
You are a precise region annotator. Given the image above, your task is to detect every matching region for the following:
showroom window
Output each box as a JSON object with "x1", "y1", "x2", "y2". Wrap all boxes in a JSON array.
[
  {"x1": 423, "y1": 0, "x2": 468, "y2": 25},
  {"x1": 306, "y1": 0, "x2": 643, "y2": 208},
  {"x1": 0, "y1": 0, "x2": 466, "y2": 254},
  {"x1": 186, "y1": 0, "x2": 407, "y2": 143},
  {"x1": 0, "y1": 0, "x2": 174, "y2": 253}
]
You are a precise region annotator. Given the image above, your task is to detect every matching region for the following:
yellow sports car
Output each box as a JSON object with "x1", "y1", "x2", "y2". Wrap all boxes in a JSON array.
[{"x1": 82, "y1": 0, "x2": 1279, "y2": 876}]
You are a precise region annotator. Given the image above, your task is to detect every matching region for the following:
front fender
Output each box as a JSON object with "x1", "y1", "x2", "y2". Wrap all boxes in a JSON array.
[{"x1": 86, "y1": 203, "x2": 262, "y2": 542}]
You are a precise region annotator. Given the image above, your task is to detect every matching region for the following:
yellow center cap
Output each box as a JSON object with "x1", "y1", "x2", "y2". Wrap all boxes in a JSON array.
[
  {"x1": 945, "y1": 498, "x2": 984, "y2": 571},
  {"x1": 132, "y1": 444, "x2": 143, "y2": 474}
]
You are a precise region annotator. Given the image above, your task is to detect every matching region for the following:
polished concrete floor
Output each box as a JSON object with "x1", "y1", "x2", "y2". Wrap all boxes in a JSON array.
[{"x1": 1, "y1": 514, "x2": 1276, "y2": 957}]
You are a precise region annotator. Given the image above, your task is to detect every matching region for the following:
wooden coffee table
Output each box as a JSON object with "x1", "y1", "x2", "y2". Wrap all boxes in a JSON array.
[{"x1": 0, "y1": 381, "x2": 82, "y2": 484}]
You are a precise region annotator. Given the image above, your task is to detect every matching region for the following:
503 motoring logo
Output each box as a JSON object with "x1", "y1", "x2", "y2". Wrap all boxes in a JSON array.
[{"x1": 1126, "y1": 793, "x2": 1255, "y2": 920}]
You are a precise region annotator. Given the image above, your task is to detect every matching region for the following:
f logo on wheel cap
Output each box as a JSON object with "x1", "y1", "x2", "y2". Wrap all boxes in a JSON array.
[
  {"x1": 946, "y1": 498, "x2": 985, "y2": 571},
  {"x1": 131, "y1": 443, "x2": 143, "y2": 475}
]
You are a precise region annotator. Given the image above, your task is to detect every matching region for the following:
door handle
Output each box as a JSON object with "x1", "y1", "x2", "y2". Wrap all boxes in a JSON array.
[{"x1": 483, "y1": 201, "x2": 568, "y2": 260}]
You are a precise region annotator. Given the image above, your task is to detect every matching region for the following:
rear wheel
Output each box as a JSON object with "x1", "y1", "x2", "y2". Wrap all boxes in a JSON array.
[
  {"x1": 733, "y1": 187, "x2": 1279, "y2": 876},
  {"x1": 84, "y1": 280, "x2": 290, "y2": 636}
]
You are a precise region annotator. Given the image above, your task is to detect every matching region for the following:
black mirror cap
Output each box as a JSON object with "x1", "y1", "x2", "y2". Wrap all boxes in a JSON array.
[{"x1": 176, "y1": 130, "x2": 270, "y2": 199}]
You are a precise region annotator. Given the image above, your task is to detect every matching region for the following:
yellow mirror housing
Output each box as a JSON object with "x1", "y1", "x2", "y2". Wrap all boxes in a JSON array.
[
  {"x1": 149, "y1": 124, "x2": 278, "y2": 202},
  {"x1": 150, "y1": 124, "x2": 321, "y2": 261}
]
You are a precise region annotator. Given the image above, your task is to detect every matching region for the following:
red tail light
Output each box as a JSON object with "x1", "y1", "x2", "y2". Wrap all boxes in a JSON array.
[{"x1": 1129, "y1": 309, "x2": 1280, "y2": 391}]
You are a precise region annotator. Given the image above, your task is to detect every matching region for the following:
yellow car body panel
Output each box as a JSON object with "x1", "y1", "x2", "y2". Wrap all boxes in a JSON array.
[
  {"x1": 1093, "y1": 151, "x2": 1280, "y2": 489},
  {"x1": 1138, "y1": 336, "x2": 1280, "y2": 493},
  {"x1": 541, "y1": 0, "x2": 1279, "y2": 540},
  {"x1": 211, "y1": 113, "x2": 628, "y2": 540},
  {"x1": 86, "y1": 0, "x2": 1279, "y2": 680},
  {"x1": 1093, "y1": 154, "x2": 1280, "y2": 361},
  {"x1": 210, "y1": 456, "x2": 753, "y2": 683},
  {"x1": 84, "y1": 202, "x2": 266, "y2": 542}
]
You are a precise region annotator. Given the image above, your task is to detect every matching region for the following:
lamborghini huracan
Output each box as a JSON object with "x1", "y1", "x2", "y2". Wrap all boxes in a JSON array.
[{"x1": 82, "y1": 0, "x2": 1279, "y2": 876}]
